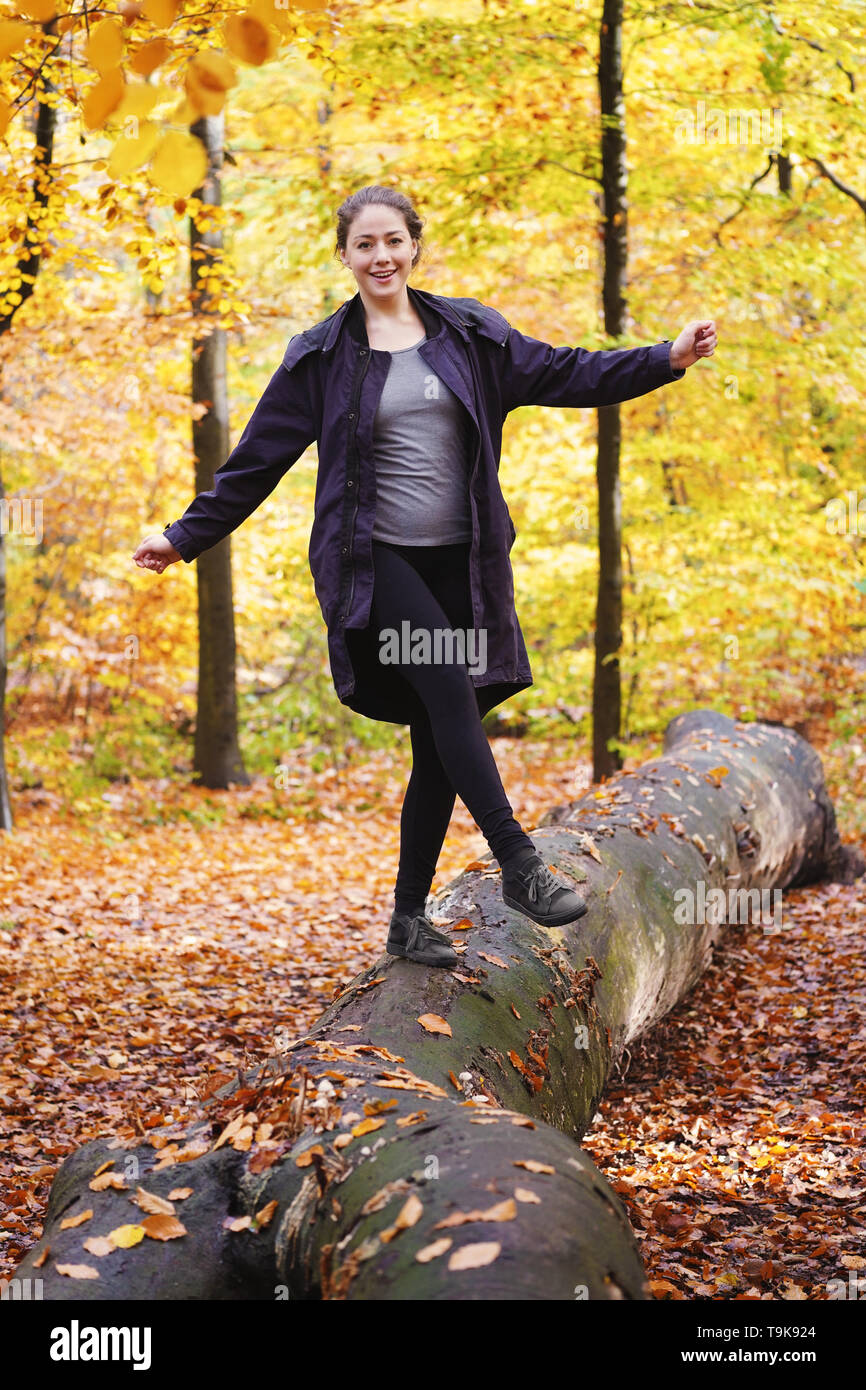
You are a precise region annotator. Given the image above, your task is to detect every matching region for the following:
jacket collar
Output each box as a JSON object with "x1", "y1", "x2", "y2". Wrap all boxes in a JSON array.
[{"x1": 321, "y1": 285, "x2": 471, "y2": 353}]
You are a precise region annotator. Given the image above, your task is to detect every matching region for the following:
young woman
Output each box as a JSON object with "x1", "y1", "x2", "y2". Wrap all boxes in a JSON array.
[{"x1": 133, "y1": 185, "x2": 716, "y2": 968}]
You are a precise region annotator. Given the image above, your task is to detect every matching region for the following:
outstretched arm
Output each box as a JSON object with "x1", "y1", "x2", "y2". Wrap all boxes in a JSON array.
[
  {"x1": 133, "y1": 349, "x2": 320, "y2": 570},
  {"x1": 669, "y1": 319, "x2": 717, "y2": 370},
  {"x1": 499, "y1": 316, "x2": 716, "y2": 413}
]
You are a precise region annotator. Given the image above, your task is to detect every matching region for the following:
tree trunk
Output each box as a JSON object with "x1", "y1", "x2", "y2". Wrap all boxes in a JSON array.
[
  {"x1": 0, "y1": 84, "x2": 57, "y2": 831},
  {"x1": 593, "y1": 0, "x2": 628, "y2": 781},
  {"x1": 0, "y1": 472, "x2": 12, "y2": 830},
  {"x1": 189, "y1": 113, "x2": 249, "y2": 789},
  {"x1": 15, "y1": 711, "x2": 863, "y2": 1300}
]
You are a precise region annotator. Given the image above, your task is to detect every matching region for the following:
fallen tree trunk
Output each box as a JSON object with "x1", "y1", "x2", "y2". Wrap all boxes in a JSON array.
[{"x1": 15, "y1": 711, "x2": 863, "y2": 1300}]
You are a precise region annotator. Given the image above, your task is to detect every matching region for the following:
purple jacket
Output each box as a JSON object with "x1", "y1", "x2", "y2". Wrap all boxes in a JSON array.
[{"x1": 163, "y1": 286, "x2": 684, "y2": 724}]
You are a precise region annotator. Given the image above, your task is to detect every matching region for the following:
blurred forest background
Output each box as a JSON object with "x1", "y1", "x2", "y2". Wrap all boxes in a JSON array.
[
  {"x1": 1, "y1": 0, "x2": 865, "y2": 1298},
  {"x1": 1, "y1": 0, "x2": 864, "y2": 829}
]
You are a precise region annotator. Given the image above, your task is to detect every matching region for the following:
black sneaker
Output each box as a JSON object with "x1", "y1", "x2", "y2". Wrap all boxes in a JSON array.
[
  {"x1": 386, "y1": 910, "x2": 458, "y2": 967},
  {"x1": 501, "y1": 849, "x2": 589, "y2": 927}
]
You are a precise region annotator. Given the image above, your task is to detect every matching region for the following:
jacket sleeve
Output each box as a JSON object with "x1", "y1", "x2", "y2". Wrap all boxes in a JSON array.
[
  {"x1": 163, "y1": 348, "x2": 319, "y2": 563},
  {"x1": 499, "y1": 322, "x2": 686, "y2": 414}
]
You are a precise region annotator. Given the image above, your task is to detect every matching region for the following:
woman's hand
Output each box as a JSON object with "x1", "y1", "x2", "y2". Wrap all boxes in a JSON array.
[
  {"x1": 132, "y1": 533, "x2": 182, "y2": 573},
  {"x1": 670, "y1": 320, "x2": 717, "y2": 371}
]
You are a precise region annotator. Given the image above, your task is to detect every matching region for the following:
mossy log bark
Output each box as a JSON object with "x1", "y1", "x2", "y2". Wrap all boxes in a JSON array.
[{"x1": 15, "y1": 711, "x2": 863, "y2": 1301}]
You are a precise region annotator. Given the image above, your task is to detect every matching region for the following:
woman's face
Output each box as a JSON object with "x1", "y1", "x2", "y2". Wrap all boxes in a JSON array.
[{"x1": 339, "y1": 206, "x2": 417, "y2": 301}]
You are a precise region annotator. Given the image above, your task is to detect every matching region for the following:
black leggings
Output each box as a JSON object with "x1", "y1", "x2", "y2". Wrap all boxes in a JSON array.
[{"x1": 368, "y1": 538, "x2": 533, "y2": 914}]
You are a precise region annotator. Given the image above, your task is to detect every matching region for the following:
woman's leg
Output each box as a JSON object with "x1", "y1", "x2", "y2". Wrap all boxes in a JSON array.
[
  {"x1": 370, "y1": 541, "x2": 535, "y2": 879},
  {"x1": 393, "y1": 711, "x2": 457, "y2": 917}
]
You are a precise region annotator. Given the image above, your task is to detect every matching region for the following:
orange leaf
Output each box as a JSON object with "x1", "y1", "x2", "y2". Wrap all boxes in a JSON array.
[
  {"x1": 417, "y1": 1013, "x2": 452, "y2": 1036},
  {"x1": 255, "y1": 1200, "x2": 278, "y2": 1229},
  {"x1": 89, "y1": 1171, "x2": 127, "y2": 1192},
  {"x1": 60, "y1": 1209, "x2": 93, "y2": 1230},
  {"x1": 141, "y1": 1214, "x2": 187, "y2": 1241},
  {"x1": 477, "y1": 951, "x2": 508, "y2": 969},
  {"x1": 132, "y1": 1187, "x2": 175, "y2": 1216},
  {"x1": 351, "y1": 1117, "x2": 385, "y2": 1137}
]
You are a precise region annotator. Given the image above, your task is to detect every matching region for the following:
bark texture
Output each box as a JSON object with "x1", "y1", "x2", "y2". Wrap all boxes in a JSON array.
[
  {"x1": 189, "y1": 112, "x2": 249, "y2": 789},
  {"x1": 16, "y1": 712, "x2": 862, "y2": 1300}
]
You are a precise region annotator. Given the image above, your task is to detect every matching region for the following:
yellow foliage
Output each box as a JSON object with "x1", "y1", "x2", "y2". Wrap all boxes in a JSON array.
[
  {"x1": 149, "y1": 129, "x2": 208, "y2": 197},
  {"x1": 107, "y1": 120, "x2": 160, "y2": 178},
  {"x1": 16, "y1": 0, "x2": 56, "y2": 20},
  {"x1": 142, "y1": 0, "x2": 177, "y2": 28},
  {"x1": 128, "y1": 37, "x2": 169, "y2": 77},
  {"x1": 185, "y1": 51, "x2": 238, "y2": 117},
  {"x1": 86, "y1": 17, "x2": 125, "y2": 74},
  {"x1": 223, "y1": 12, "x2": 279, "y2": 66},
  {"x1": 0, "y1": 19, "x2": 31, "y2": 61},
  {"x1": 82, "y1": 68, "x2": 126, "y2": 131}
]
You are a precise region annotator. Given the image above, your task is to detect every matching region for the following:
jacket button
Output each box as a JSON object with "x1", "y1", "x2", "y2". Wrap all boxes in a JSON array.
[
  {"x1": 348, "y1": 411, "x2": 355, "y2": 420},
  {"x1": 341, "y1": 546, "x2": 349, "y2": 556},
  {"x1": 359, "y1": 348, "x2": 367, "y2": 356},
  {"x1": 347, "y1": 479, "x2": 354, "y2": 488}
]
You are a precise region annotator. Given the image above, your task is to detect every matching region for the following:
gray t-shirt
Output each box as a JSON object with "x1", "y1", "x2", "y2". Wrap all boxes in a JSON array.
[{"x1": 371, "y1": 338, "x2": 473, "y2": 545}]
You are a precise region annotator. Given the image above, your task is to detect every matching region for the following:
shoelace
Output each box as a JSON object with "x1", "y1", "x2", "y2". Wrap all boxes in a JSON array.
[{"x1": 524, "y1": 863, "x2": 564, "y2": 906}]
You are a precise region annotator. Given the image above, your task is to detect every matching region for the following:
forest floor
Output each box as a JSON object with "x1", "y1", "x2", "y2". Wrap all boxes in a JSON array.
[{"x1": 1, "y1": 718, "x2": 864, "y2": 1297}]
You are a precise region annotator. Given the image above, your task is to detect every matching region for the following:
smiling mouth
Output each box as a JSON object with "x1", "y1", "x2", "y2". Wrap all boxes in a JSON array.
[{"x1": 371, "y1": 270, "x2": 396, "y2": 279}]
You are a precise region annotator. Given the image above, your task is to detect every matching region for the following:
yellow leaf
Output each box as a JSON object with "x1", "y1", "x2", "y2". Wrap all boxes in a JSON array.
[
  {"x1": 142, "y1": 0, "x2": 178, "y2": 26},
  {"x1": 223, "y1": 12, "x2": 280, "y2": 66},
  {"x1": 60, "y1": 1209, "x2": 93, "y2": 1230},
  {"x1": 417, "y1": 1013, "x2": 452, "y2": 1036},
  {"x1": 107, "y1": 122, "x2": 160, "y2": 179},
  {"x1": 115, "y1": 85, "x2": 164, "y2": 121},
  {"x1": 0, "y1": 21, "x2": 32, "y2": 62},
  {"x1": 186, "y1": 50, "x2": 238, "y2": 116},
  {"x1": 17, "y1": 0, "x2": 57, "y2": 19},
  {"x1": 83, "y1": 69, "x2": 126, "y2": 131},
  {"x1": 149, "y1": 130, "x2": 208, "y2": 198},
  {"x1": 447, "y1": 1241, "x2": 501, "y2": 1270},
  {"x1": 108, "y1": 1223, "x2": 146, "y2": 1248},
  {"x1": 351, "y1": 1117, "x2": 385, "y2": 1137},
  {"x1": 129, "y1": 37, "x2": 169, "y2": 77},
  {"x1": 248, "y1": 0, "x2": 294, "y2": 34},
  {"x1": 87, "y1": 17, "x2": 124, "y2": 74},
  {"x1": 0, "y1": 95, "x2": 10, "y2": 139}
]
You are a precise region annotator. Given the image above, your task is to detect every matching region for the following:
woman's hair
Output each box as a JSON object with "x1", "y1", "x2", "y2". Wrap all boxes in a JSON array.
[{"x1": 335, "y1": 186, "x2": 425, "y2": 269}]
